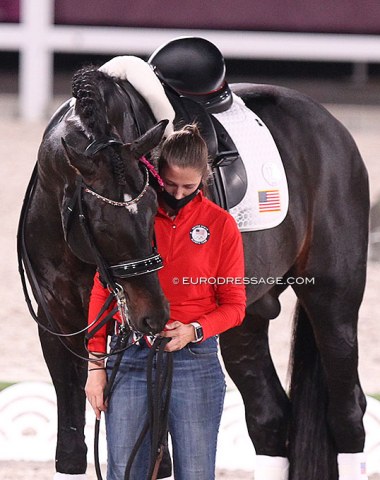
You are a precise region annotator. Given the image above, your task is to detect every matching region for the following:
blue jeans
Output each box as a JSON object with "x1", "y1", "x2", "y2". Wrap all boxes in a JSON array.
[{"x1": 105, "y1": 335, "x2": 226, "y2": 480}]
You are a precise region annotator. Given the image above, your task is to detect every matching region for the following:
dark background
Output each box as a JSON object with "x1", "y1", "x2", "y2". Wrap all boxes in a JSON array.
[
  {"x1": 2, "y1": 0, "x2": 380, "y2": 33},
  {"x1": 1, "y1": 0, "x2": 380, "y2": 103}
]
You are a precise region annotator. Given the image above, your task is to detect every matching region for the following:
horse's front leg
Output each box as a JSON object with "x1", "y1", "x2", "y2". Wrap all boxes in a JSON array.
[
  {"x1": 220, "y1": 311, "x2": 290, "y2": 480},
  {"x1": 39, "y1": 325, "x2": 88, "y2": 479}
]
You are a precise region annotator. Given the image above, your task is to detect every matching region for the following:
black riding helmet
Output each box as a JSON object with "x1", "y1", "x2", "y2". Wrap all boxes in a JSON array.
[{"x1": 148, "y1": 37, "x2": 233, "y2": 114}]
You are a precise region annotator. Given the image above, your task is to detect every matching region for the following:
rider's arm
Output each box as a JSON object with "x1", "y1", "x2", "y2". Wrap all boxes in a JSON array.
[
  {"x1": 87, "y1": 272, "x2": 115, "y2": 354},
  {"x1": 197, "y1": 214, "x2": 246, "y2": 340},
  {"x1": 86, "y1": 273, "x2": 111, "y2": 419}
]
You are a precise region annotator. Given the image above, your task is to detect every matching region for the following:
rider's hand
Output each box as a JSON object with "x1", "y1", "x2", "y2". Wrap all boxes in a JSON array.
[
  {"x1": 85, "y1": 366, "x2": 107, "y2": 420},
  {"x1": 159, "y1": 321, "x2": 196, "y2": 352}
]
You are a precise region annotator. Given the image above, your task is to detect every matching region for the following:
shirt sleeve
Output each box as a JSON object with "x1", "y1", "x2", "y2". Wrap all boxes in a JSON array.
[
  {"x1": 87, "y1": 272, "x2": 116, "y2": 353},
  {"x1": 197, "y1": 214, "x2": 246, "y2": 340}
]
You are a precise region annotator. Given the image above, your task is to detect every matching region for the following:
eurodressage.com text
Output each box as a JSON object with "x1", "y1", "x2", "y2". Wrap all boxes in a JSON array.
[{"x1": 172, "y1": 276, "x2": 315, "y2": 286}]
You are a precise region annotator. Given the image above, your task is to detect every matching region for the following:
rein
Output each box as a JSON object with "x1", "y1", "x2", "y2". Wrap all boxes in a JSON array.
[
  {"x1": 93, "y1": 333, "x2": 173, "y2": 480},
  {"x1": 18, "y1": 161, "x2": 171, "y2": 478},
  {"x1": 17, "y1": 164, "x2": 80, "y2": 339}
]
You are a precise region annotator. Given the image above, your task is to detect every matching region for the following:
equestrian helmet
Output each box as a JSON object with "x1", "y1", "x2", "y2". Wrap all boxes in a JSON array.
[{"x1": 148, "y1": 37, "x2": 232, "y2": 113}]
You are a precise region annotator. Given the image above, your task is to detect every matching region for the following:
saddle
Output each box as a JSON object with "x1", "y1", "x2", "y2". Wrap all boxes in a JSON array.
[{"x1": 164, "y1": 87, "x2": 248, "y2": 211}]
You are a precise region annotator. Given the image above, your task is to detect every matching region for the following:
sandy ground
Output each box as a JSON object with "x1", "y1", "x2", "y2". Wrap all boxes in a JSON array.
[
  {"x1": 0, "y1": 462, "x2": 257, "y2": 480},
  {"x1": 0, "y1": 94, "x2": 380, "y2": 478},
  {"x1": 0, "y1": 463, "x2": 378, "y2": 480}
]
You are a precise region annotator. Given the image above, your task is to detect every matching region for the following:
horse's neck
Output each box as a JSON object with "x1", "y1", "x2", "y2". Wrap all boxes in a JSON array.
[{"x1": 116, "y1": 80, "x2": 157, "y2": 138}]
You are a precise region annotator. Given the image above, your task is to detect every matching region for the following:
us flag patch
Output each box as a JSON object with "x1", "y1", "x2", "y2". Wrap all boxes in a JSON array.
[{"x1": 258, "y1": 190, "x2": 281, "y2": 212}]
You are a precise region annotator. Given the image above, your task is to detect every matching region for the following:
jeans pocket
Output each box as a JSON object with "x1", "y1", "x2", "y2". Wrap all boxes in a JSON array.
[{"x1": 186, "y1": 336, "x2": 218, "y2": 357}]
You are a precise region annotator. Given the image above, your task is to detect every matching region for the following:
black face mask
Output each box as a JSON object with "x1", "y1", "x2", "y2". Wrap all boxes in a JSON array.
[{"x1": 160, "y1": 187, "x2": 200, "y2": 211}]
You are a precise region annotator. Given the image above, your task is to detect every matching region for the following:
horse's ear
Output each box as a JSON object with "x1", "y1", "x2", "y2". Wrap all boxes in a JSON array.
[
  {"x1": 131, "y1": 120, "x2": 169, "y2": 158},
  {"x1": 61, "y1": 137, "x2": 95, "y2": 178}
]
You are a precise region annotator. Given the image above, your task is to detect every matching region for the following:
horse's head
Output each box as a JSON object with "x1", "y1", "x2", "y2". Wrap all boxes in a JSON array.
[
  {"x1": 61, "y1": 67, "x2": 170, "y2": 334},
  {"x1": 62, "y1": 121, "x2": 169, "y2": 334}
]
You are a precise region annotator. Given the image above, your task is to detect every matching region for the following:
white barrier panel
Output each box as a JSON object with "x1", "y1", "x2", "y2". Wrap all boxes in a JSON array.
[
  {"x1": 0, "y1": 382, "x2": 379, "y2": 475},
  {"x1": 1, "y1": 0, "x2": 380, "y2": 120}
]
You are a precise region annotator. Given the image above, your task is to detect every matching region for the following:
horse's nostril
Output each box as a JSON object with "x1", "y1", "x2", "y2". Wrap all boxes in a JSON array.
[
  {"x1": 142, "y1": 317, "x2": 157, "y2": 334},
  {"x1": 140, "y1": 304, "x2": 169, "y2": 334}
]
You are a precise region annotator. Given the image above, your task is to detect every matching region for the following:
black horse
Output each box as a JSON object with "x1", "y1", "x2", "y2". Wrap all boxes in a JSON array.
[
  {"x1": 19, "y1": 65, "x2": 369, "y2": 480},
  {"x1": 18, "y1": 68, "x2": 170, "y2": 476}
]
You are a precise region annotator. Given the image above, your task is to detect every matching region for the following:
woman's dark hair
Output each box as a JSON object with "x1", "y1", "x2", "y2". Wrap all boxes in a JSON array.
[{"x1": 159, "y1": 124, "x2": 211, "y2": 183}]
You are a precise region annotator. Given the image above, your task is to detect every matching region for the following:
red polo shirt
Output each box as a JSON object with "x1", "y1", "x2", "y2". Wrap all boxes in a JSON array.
[{"x1": 88, "y1": 192, "x2": 246, "y2": 352}]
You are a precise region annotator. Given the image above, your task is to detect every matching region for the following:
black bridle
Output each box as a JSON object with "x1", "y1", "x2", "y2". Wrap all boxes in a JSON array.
[
  {"x1": 17, "y1": 141, "x2": 164, "y2": 358},
  {"x1": 79, "y1": 138, "x2": 164, "y2": 333}
]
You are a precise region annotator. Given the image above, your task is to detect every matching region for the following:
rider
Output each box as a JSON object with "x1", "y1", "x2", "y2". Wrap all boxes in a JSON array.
[
  {"x1": 151, "y1": 37, "x2": 291, "y2": 480},
  {"x1": 85, "y1": 123, "x2": 246, "y2": 480},
  {"x1": 148, "y1": 36, "x2": 233, "y2": 114}
]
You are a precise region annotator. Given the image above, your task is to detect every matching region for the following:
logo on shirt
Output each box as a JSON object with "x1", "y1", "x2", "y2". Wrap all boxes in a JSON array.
[{"x1": 190, "y1": 224, "x2": 210, "y2": 244}]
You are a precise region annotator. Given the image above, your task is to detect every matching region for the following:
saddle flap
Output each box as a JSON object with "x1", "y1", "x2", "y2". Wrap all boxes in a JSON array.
[
  {"x1": 165, "y1": 87, "x2": 248, "y2": 211},
  {"x1": 213, "y1": 152, "x2": 248, "y2": 210},
  {"x1": 165, "y1": 88, "x2": 219, "y2": 158},
  {"x1": 211, "y1": 116, "x2": 248, "y2": 210}
]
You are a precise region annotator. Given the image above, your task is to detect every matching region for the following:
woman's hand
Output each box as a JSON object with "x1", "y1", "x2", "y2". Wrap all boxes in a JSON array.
[
  {"x1": 85, "y1": 368, "x2": 107, "y2": 420},
  {"x1": 159, "y1": 321, "x2": 196, "y2": 351}
]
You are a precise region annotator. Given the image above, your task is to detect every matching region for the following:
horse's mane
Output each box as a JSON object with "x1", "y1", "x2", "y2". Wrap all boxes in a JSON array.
[
  {"x1": 71, "y1": 66, "x2": 133, "y2": 185},
  {"x1": 71, "y1": 66, "x2": 119, "y2": 139}
]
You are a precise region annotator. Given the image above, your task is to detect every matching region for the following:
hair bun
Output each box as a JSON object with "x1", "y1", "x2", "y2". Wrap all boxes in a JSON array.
[{"x1": 183, "y1": 123, "x2": 200, "y2": 136}]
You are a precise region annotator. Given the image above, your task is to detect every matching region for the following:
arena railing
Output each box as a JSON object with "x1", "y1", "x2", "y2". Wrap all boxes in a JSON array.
[{"x1": 1, "y1": 0, "x2": 380, "y2": 121}]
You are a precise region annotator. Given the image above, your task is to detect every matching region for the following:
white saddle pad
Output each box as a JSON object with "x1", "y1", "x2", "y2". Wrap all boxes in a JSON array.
[{"x1": 213, "y1": 94, "x2": 289, "y2": 232}]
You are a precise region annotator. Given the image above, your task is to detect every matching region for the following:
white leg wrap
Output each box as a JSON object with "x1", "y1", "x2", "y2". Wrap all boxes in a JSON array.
[
  {"x1": 54, "y1": 474, "x2": 87, "y2": 479},
  {"x1": 254, "y1": 455, "x2": 289, "y2": 480},
  {"x1": 338, "y1": 453, "x2": 368, "y2": 480}
]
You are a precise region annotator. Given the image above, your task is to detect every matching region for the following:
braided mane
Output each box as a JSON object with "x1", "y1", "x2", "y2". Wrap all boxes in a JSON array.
[
  {"x1": 72, "y1": 66, "x2": 128, "y2": 185},
  {"x1": 72, "y1": 66, "x2": 114, "y2": 139}
]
